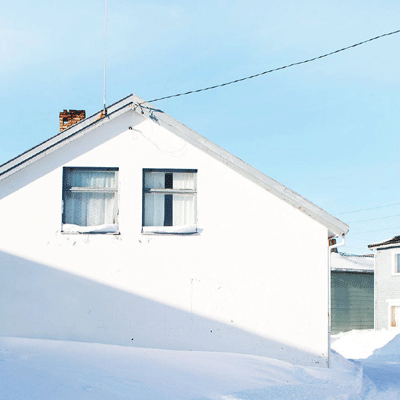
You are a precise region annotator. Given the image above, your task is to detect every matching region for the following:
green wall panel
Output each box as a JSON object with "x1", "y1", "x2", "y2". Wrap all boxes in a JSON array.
[{"x1": 331, "y1": 271, "x2": 374, "y2": 333}]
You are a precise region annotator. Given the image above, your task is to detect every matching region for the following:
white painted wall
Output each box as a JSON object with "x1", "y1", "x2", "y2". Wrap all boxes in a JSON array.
[
  {"x1": 0, "y1": 111, "x2": 330, "y2": 367},
  {"x1": 375, "y1": 248, "x2": 400, "y2": 329}
]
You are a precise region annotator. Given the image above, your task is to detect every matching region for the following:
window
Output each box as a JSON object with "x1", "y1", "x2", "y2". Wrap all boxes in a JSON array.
[
  {"x1": 387, "y1": 300, "x2": 400, "y2": 329},
  {"x1": 143, "y1": 169, "x2": 197, "y2": 233},
  {"x1": 62, "y1": 167, "x2": 119, "y2": 233},
  {"x1": 391, "y1": 306, "x2": 397, "y2": 327},
  {"x1": 395, "y1": 254, "x2": 400, "y2": 274}
]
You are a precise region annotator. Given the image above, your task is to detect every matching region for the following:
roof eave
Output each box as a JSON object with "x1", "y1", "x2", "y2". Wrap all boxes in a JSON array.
[
  {"x1": 0, "y1": 93, "x2": 349, "y2": 236},
  {"x1": 0, "y1": 95, "x2": 134, "y2": 182},
  {"x1": 368, "y1": 242, "x2": 400, "y2": 250},
  {"x1": 131, "y1": 95, "x2": 349, "y2": 236}
]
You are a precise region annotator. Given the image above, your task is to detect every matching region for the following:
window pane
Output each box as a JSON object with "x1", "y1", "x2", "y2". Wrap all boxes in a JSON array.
[
  {"x1": 64, "y1": 192, "x2": 116, "y2": 226},
  {"x1": 397, "y1": 254, "x2": 400, "y2": 273},
  {"x1": 173, "y1": 194, "x2": 195, "y2": 226},
  {"x1": 144, "y1": 193, "x2": 165, "y2": 226},
  {"x1": 64, "y1": 170, "x2": 116, "y2": 189},
  {"x1": 144, "y1": 193, "x2": 195, "y2": 226},
  {"x1": 173, "y1": 173, "x2": 195, "y2": 190},
  {"x1": 143, "y1": 170, "x2": 196, "y2": 230},
  {"x1": 144, "y1": 172, "x2": 165, "y2": 189}
]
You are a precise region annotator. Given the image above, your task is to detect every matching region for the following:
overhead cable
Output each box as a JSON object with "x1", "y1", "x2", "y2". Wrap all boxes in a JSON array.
[
  {"x1": 352, "y1": 225, "x2": 400, "y2": 235},
  {"x1": 144, "y1": 29, "x2": 400, "y2": 104},
  {"x1": 337, "y1": 201, "x2": 400, "y2": 215},
  {"x1": 347, "y1": 212, "x2": 400, "y2": 224}
]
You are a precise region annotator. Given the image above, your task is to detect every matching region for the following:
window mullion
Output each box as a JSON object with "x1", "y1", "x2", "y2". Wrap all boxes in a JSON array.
[
  {"x1": 145, "y1": 188, "x2": 196, "y2": 194},
  {"x1": 66, "y1": 187, "x2": 117, "y2": 193}
]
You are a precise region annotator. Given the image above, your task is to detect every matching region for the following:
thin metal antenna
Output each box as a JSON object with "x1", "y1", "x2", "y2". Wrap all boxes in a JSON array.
[{"x1": 103, "y1": 0, "x2": 108, "y2": 115}]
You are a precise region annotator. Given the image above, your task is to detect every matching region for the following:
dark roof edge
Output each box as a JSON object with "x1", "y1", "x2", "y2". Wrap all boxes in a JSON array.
[
  {"x1": 0, "y1": 94, "x2": 133, "y2": 172},
  {"x1": 368, "y1": 235, "x2": 400, "y2": 249},
  {"x1": 368, "y1": 243, "x2": 400, "y2": 251},
  {"x1": 0, "y1": 96, "x2": 134, "y2": 180}
]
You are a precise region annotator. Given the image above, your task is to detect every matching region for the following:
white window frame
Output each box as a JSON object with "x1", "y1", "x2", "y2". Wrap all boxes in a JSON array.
[
  {"x1": 142, "y1": 168, "x2": 198, "y2": 234},
  {"x1": 392, "y1": 252, "x2": 400, "y2": 275},
  {"x1": 62, "y1": 167, "x2": 119, "y2": 234}
]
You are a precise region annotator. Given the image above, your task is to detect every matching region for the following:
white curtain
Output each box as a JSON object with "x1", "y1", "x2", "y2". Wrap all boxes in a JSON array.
[
  {"x1": 173, "y1": 173, "x2": 195, "y2": 189},
  {"x1": 173, "y1": 173, "x2": 195, "y2": 226},
  {"x1": 173, "y1": 194, "x2": 194, "y2": 226},
  {"x1": 144, "y1": 171, "x2": 196, "y2": 227},
  {"x1": 66, "y1": 170, "x2": 116, "y2": 189},
  {"x1": 64, "y1": 170, "x2": 116, "y2": 227},
  {"x1": 144, "y1": 172, "x2": 165, "y2": 226}
]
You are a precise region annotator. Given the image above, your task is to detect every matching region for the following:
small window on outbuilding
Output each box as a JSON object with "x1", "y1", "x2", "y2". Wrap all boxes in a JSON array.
[{"x1": 391, "y1": 306, "x2": 397, "y2": 327}]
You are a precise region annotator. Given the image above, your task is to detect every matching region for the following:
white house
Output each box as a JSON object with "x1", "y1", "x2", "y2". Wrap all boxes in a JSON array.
[
  {"x1": 368, "y1": 237, "x2": 400, "y2": 330},
  {"x1": 0, "y1": 94, "x2": 349, "y2": 367}
]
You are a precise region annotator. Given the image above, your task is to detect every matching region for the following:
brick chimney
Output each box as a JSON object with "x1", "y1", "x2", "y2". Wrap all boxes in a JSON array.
[{"x1": 59, "y1": 110, "x2": 86, "y2": 132}]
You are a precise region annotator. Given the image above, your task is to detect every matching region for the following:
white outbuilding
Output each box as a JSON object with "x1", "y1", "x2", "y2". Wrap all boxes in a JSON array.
[{"x1": 0, "y1": 94, "x2": 348, "y2": 367}]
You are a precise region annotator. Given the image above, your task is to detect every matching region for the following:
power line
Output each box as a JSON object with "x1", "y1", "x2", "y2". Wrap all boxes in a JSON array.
[
  {"x1": 352, "y1": 225, "x2": 400, "y2": 235},
  {"x1": 347, "y1": 212, "x2": 400, "y2": 224},
  {"x1": 143, "y1": 29, "x2": 400, "y2": 104},
  {"x1": 337, "y1": 201, "x2": 400, "y2": 215}
]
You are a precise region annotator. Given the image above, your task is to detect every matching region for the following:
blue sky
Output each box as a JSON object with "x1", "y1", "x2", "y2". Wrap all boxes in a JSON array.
[{"x1": 1, "y1": 0, "x2": 400, "y2": 254}]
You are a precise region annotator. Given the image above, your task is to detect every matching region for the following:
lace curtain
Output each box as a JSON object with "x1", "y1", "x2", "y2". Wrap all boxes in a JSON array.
[{"x1": 63, "y1": 170, "x2": 117, "y2": 227}]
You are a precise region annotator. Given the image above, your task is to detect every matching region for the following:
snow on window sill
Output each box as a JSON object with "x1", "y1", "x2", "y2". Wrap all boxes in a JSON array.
[
  {"x1": 62, "y1": 224, "x2": 119, "y2": 234},
  {"x1": 142, "y1": 225, "x2": 198, "y2": 235}
]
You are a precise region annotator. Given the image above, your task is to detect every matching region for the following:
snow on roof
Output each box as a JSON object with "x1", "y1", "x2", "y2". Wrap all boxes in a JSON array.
[
  {"x1": 331, "y1": 252, "x2": 374, "y2": 273},
  {"x1": 368, "y1": 235, "x2": 400, "y2": 249}
]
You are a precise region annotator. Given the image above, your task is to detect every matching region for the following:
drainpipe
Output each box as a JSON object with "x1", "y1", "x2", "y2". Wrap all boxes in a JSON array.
[
  {"x1": 327, "y1": 235, "x2": 345, "y2": 368},
  {"x1": 372, "y1": 249, "x2": 377, "y2": 330}
]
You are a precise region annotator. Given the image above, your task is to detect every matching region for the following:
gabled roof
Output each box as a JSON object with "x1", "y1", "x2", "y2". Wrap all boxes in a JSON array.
[
  {"x1": 0, "y1": 94, "x2": 349, "y2": 237},
  {"x1": 368, "y1": 235, "x2": 400, "y2": 249}
]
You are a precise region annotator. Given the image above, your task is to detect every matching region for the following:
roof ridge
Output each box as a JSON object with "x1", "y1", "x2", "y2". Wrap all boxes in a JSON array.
[{"x1": 0, "y1": 93, "x2": 349, "y2": 237}]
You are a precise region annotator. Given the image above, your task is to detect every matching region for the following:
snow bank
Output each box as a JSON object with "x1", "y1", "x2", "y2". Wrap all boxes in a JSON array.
[
  {"x1": 332, "y1": 330, "x2": 400, "y2": 399},
  {"x1": 331, "y1": 329, "x2": 399, "y2": 359},
  {"x1": 1, "y1": 330, "x2": 400, "y2": 399},
  {"x1": 0, "y1": 337, "x2": 360, "y2": 400}
]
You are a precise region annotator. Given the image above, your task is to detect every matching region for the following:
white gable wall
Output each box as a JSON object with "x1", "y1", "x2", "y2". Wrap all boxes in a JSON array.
[{"x1": 0, "y1": 111, "x2": 329, "y2": 366}]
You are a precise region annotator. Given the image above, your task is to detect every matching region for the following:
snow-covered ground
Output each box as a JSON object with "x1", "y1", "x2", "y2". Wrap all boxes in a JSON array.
[{"x1": 0, "y1": 330, "x2": 399, "y2": 399}]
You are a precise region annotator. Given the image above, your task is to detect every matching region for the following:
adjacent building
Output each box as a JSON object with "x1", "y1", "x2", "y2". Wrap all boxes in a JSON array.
[
  {"x1": 368, "y1": 237, "x2": 400, "y2": 329},
  {"x1": 331, "y1": 252, "x2": 374, "y2": 333}
]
